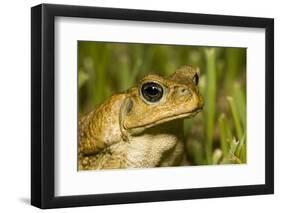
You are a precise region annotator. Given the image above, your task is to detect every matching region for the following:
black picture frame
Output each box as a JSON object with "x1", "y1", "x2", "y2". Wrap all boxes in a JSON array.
[{"x1": 31, "y1": 3, "x2": 274, "y2": 209}]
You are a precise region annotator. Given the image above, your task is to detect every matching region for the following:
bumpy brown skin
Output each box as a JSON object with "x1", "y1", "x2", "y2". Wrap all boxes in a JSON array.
[{"x1": 78, "y1": 66, "x2": 204, "y2": 170}]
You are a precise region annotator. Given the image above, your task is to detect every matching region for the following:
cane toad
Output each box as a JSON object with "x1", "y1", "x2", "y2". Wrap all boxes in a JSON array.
[{"x1": 78, "y1": 66, "x2": 203, "y2": 170}]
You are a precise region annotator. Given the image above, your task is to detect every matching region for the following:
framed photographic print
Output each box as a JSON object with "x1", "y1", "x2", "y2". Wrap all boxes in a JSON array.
[{"x1": 31, "y1": 3, "x2": 274, "y2": 209}]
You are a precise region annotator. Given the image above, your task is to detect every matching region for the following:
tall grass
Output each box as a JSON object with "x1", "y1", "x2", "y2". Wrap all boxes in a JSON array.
[{"x1": 78, "y1": 41, "x2": 247, "y2": 165}]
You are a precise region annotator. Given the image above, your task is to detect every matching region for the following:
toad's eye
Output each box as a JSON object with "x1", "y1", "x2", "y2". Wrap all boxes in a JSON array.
[
  {"x1": 141, "y1": 82, "x2": 163, "y2": 103},
  {"x1": 193, "y1": 73, "x2": 199, "y2": 85}
]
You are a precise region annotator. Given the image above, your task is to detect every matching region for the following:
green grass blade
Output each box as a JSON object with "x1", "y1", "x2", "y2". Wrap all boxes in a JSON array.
[
  {"x1": 204, "y1": 48, "x2": 217, "y2": 164},
  {"x1": 233, "y1": 82, "x2": 246, "y2": 129},
  {"x1": 218, "y1": 113, "x2": 230, "y2": 158},
  {"x1": 227, "y1": 96, "x2": 243, "y2": 141}
]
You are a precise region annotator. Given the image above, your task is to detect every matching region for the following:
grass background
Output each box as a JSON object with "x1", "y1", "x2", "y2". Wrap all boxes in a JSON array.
[{"x1": 78, "y1": 41, "x2": 246, "y2": 165}]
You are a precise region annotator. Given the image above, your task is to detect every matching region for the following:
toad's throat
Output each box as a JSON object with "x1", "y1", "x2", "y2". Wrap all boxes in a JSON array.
[{"x1": 124, "y1": 108, "x2": 202, "y2": 131}]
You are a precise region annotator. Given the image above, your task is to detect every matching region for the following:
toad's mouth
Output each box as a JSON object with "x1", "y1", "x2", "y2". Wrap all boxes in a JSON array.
[{"x1": 124, "y1": 107, "x2": 203, "y2": 131}]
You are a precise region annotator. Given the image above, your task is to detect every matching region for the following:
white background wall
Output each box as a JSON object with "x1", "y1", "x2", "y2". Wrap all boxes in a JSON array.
[{"x1": 0, "y1": 0, "x2": 279, "y2": 212}]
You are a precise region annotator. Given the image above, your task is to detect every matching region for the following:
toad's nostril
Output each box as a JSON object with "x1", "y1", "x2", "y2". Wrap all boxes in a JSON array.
[{"x1": 179, "y1": 87, "x2": 191, "y2": 96}]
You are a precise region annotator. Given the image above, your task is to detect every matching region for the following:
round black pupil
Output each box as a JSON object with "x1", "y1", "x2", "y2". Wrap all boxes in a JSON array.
[
  {"x1": 141, "y1": 82, "x2": 163, "y2": 102},
  {"x1": 145, "y1": 86, "x2": 159, "y2": 96}
]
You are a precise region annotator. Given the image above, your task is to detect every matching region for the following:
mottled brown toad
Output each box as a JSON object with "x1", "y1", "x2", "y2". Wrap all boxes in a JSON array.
[{"x1": 78, "y1": 66, "x2": 203, "y2": 170}]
